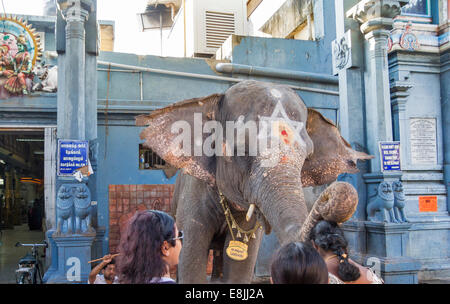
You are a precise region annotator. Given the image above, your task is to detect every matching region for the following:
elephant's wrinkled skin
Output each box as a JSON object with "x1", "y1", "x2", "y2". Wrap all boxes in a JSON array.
[{"x1": 136, "y1": 80, "x2": 372, "y2": 283}]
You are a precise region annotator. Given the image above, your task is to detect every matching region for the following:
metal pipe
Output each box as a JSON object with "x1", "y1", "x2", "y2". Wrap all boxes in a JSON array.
[
  {"x1": 140, "y1": 72, "x2": 144, "y2": 101},
  {"x1": 215, "y1": 62, "x2": 338, "y2": 85},
  {"x1": 97, "y1": 60, "x2": 339, "y2": 95}
]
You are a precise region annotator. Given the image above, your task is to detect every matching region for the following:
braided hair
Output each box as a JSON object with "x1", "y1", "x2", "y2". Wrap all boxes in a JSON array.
[{"x1": 309, "y1": 220, "x2": 360, "y2": 282}]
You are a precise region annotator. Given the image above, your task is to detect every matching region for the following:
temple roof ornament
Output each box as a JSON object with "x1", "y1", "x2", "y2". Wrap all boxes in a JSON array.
[
  {"x1": 57, "y1": 0, "x2": 94, "y2": 22},
  {"x1": 346, "y1": 0, "x2": 409, "y2": 34}
]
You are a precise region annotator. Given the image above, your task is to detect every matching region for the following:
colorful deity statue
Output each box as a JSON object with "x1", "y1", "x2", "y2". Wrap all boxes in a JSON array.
[
  {"x1": 0, "y1": 15, "x2": 42, "y2": 98},
  {"x1": 0, "y1": 44, "x2": 11, "y2": 74},
  {"x1": 2, "y1": 34, "x2": 33, "y2": 95}
]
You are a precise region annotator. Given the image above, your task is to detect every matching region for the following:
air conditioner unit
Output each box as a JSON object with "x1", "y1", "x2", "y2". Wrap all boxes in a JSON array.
[{"x1": 169, "y1": 0, "x2": 246, "y2": 57}]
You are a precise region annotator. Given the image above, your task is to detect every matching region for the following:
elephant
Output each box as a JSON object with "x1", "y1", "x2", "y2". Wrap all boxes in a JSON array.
[{"x1": 136, "y1": 80, "x2": 373, "y2": 283}]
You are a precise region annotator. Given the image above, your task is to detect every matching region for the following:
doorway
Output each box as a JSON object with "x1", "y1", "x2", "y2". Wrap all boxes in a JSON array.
[{"x1": 0, "y1": 126, "x2": 56, "y2": 283}]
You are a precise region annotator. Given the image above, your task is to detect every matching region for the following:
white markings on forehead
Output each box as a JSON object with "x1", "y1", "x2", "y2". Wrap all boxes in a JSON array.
[{"x1": 270, "y1": 88, "x2": 282, "y2": 99}]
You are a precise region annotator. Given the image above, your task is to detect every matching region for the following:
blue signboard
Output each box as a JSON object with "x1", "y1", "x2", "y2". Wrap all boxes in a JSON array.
[
  {"x1": 57, "y1": 140, "x2": 89, "y2": 176},
  {"x1": 379, "y1": 141, "x2": 401, "y2": 171}
]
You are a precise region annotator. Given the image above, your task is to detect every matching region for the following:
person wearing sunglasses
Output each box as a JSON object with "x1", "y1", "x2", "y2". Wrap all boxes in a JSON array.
[{"x1": 116, "y1": 210, "x2": 183, "y2": 284}]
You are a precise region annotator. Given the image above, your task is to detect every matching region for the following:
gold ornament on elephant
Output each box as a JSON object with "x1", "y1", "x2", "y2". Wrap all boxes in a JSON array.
[{"x1": 219, "y1": 192, "x2": 262, "y2": 261}]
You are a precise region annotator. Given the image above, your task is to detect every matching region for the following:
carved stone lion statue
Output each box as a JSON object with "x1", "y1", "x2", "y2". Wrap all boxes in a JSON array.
[
  {"x1": 367, "y1": 181, "x2": 397, "y2": 223},
  {"x1": 392, "y1": 180, "x2": 408, "y2": 223},
  {"x1": 74, "y1": 185, "x2": 94, "y2": 234},
  {"x1": 56, "y1": 185, "x2": 74, "y2": 235}
]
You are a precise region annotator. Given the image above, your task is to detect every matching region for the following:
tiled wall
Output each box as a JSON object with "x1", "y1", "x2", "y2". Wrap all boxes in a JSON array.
[
  {"x1": 108, "y1": 183, "x2": 214, "y2": 275},
  {"x1": 108, "y1": 184, "x2": 174, "y2": 253}
]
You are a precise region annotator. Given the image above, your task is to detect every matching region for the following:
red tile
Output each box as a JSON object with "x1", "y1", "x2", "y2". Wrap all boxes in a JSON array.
[{"x1": 109, "y1": 203, "x2": 117, "y2": 212}]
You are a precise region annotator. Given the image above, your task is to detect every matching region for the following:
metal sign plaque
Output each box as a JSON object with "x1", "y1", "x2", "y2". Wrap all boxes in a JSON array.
[
  {"x1": 379, "y1": 141, "x2": 401, "y2": 171},
  {"x1": 57, "y1": 139, "x2": 89, "y2": 176}
]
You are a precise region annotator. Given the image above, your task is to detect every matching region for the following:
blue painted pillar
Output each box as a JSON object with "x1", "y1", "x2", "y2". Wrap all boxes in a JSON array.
[
  {"x1": 441, "y1": 50, "x2": 450, "y2": 212},
  {"x1": 334, "y1": 0, "x2": 368, "y2": 223},
  {"x1": 44, "y1": 0, "x2": 98, "y2": 284}
]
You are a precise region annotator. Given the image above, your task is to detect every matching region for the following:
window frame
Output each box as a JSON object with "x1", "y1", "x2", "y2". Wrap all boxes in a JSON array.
[{"x1": 400, "y1": 0, "x2": 431, "y2": 18}]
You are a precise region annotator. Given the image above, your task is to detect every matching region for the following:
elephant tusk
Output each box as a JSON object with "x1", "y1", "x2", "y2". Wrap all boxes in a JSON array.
[{"x1": 246, "y1": 204, "x2": 256, "y2": 222}]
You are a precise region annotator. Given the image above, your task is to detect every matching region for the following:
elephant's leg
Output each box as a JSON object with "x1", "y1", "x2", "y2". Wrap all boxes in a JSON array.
[
  {"x1": 178, "y1": 223, "x2": 215, "y2": 284},
  {"x1": 211, "y1": 249, "x2": 223, "y2": 282},
  {"x1": 222, "y1": 227, "x2": 263, "y2": 284}
]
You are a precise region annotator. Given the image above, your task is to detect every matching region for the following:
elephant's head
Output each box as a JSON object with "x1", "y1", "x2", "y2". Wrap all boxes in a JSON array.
[{"x1": 136, "y1": 80, "x2": 372, "y2": 244}]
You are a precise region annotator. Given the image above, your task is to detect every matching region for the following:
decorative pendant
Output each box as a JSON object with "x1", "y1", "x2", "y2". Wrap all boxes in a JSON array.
[
  {"x1": 252, "y1": 233, "x2": 256, "y2": 239},
  {"x1": 236, "y1": 231, "x2": 242, "y2": 238},
  {"x1": 226, "y1": 240, "x2": 248, "y2": 261},
  {"x1": 232, "y1": 222, "x2": 236, "y2": 229},
  {"x1": 243, "y1": 234, "x2": 249, "y2": 243}
]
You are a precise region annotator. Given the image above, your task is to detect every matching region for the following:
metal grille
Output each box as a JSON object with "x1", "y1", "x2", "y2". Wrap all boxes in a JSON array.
[
  {"x1": 205, "y1": 11, "x2": 235, "y2": 49},
  {"x1": 139, "y1": 144, "x2": 168, "y2": 170}
]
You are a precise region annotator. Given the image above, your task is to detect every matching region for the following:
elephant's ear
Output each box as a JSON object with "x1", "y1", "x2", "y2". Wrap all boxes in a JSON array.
[
  {"x1": 301, "y1": 108, "x2": 373, "y2": 187},
  {"x1": 136, "y1": 94, "x2": 223, "y2": 186}
]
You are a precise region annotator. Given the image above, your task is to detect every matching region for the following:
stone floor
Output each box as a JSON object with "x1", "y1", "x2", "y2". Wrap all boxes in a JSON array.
[{"x1": 0, "y1": 224, "x2": 45, "y2": 284}]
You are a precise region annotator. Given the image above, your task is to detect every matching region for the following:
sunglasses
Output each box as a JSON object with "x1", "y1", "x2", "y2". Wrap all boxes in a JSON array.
[{"x1": 170, "y1": 230, "x2": 184, "y2": 243}]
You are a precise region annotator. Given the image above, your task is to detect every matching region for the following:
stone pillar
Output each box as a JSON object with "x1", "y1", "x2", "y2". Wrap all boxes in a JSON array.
[
  {"x1": 345, "y1": 0, "x2": 421, "y2": 283},
  {"x1": 333, "y1": 0, "x2": 368, "y2": 223},
  {"x1": 58, "y1": 0, "x2": 90, "y2": 140},
  {"x1": 347, "y1": 0, "x2": 407, "y2": 173},
  {"x1": 440, "y1": 3, "x2": 450, "y2": 212},
  {"x1": 390, "y1": 80, "x2": 412, "y2": 166},
  {"x1": 347, "y1": 0, "x2": 407, "y2": 212},
  {"x1": 44, "y1": 0, "x2": 98, "y2": 284},
  {"x1": 443, "y1": 57, "x2": 450, "y2": 212}
]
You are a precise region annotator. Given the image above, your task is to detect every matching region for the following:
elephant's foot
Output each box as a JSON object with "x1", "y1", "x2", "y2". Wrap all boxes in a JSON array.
[{"x1": 300, "y1": 181, "x2": 358, "y2": 241}]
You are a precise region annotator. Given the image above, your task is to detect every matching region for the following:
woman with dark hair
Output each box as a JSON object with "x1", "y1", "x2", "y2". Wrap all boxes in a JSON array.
[
  {"x1": 116, "y1": 210, "x2": 183, "y2": 284},
  {"x1": 270, "y1": 242, "x2": 329, "y2": 284},
  {"x1": 309, "y1": 220, "x2": 383, "y2": 284}
]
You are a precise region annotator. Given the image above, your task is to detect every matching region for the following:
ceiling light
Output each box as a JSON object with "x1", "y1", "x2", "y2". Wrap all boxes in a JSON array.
[
  {"x1": 33, "y1": 151, "x2": 44, "y2": 155},
  {"x1": 16, "y1": 139, "x2": 44, "y2": 142}
]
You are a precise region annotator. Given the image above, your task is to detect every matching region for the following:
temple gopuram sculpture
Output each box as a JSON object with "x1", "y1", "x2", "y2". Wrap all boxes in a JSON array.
[{"x1": 0, "y1": 15, "x2": 42, "y2": 98}]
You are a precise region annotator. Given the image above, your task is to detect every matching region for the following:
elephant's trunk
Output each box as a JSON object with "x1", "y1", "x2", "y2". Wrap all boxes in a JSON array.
[
  {"x1": 299, "y1": 181, "x2": 359, "y2": 242},
  {"x1": 247, "y1": 159, "x2": 308, "y2": 245}
]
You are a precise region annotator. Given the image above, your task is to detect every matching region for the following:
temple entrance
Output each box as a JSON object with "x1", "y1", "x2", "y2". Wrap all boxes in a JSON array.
[{"x1": 0, "y1": 127, "x2": 56, "y2": 283}]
